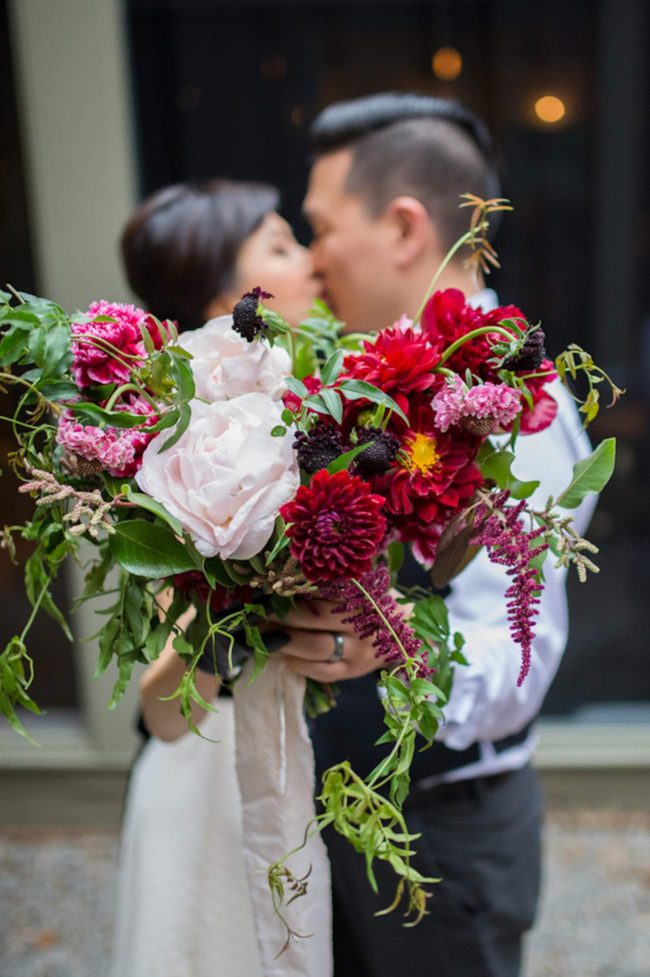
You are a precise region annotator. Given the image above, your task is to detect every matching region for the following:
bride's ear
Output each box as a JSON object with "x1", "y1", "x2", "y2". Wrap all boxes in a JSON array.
[{"x1": 203, "y1": 293, "x2": 233, "y2": 321}]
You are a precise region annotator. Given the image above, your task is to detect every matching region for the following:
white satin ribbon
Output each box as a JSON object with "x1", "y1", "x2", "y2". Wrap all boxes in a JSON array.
[{"x1": 233, "y1": 655, "x2": 333, "y2": 977}]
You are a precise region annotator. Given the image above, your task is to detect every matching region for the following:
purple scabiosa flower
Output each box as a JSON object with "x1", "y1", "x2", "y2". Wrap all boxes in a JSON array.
[
  {"x1": 502, "y1": 326, "x2": 546, "y2": 372},
  {"x1": 471, "y1": 491, "x2": 548, "y2": 685},
  {"x1": 320, "y1": 563, "x2": 428, "y2": 676},
  {"x1": 293, "y1": 423, "x2": 345, "y2": 474},
  {"x1": 353, "y1": 426, "x2": 401, "y2": 477},
  {"x1": 232, "y1": 287, "x2": 274, "y2": 342}
]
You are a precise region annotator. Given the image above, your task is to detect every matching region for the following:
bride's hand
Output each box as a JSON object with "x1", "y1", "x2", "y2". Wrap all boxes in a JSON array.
[{"x1": 269, "y1": 600, "x2": 385, "y2": 682}]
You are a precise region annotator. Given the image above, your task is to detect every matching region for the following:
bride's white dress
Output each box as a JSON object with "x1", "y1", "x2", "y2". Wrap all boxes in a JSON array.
[{"x1": 109, "y1": 699, "x2": 263, "y2": 977}]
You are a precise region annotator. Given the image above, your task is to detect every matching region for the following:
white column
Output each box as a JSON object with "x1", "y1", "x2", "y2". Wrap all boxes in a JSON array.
[
  {"x1": 7, "y1": 0, "x2": 137, "y2": 310},
  {"x1": 6, "y1": 0, "x2": 141, "y2": 764}
]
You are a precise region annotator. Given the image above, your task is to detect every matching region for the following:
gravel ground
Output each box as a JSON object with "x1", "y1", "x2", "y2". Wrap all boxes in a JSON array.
[{"x1": 0, "y1": 812, "x2": 649, "y2": 977}]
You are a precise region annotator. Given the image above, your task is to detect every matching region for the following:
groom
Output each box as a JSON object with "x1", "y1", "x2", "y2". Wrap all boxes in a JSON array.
[{"x1": 276, "y1": 93, "x2": 595, "y2": 977}]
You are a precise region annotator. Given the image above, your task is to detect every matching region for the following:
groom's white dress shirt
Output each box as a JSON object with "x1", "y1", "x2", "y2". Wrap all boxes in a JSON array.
[{"x1": 421, "y1": 288, "x2": 596, "y2": 786}]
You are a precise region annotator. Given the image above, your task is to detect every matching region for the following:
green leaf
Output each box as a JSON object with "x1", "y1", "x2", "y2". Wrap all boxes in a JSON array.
[
  {"x1": 320, "y1": 349, "x2": 345, "y2": 387},
  {"x1": 479, "y1": 448, "x2": 539, "y2": 500},
  {"x1": 120, "y1": 486, "x2": 184, "y2": 536},
  {"x1": 319, "y1": 387, "x2": 344, "y2": 423},
  {"x1": 387, "y1": 541, "x2": 405, "y2": 577},
  {"x1": 0, "y1": 323, "x2": 31, "y2": 365},
  {"x1": 338, "y1": 380, "x2": 409, "y2": 425},
  {"x1": 325, "y1": 442, "x2": 370, "y2": 474},
  {"x1": 285, "y1": 377, "x2": 308, "y2": 399},
  {"x1": 160, "y1": 401, "x2": 192, "y2": 451},
  {"x1": 66, "y1": 402, "x2": 146, "y2": 429},
  {"x1": 555, "y1": 438, "x2": 616, "y2": 509},
  {"x1": 271, "y1": 425, "x2": 287, "y2": 437},
  {"x1": 109, "y1": 520, "x2": 196, "y2": 576}
]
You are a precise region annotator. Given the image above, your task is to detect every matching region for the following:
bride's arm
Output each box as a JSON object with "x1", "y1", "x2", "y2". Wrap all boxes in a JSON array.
[{"x1": 139, "y1": 594, "x2": 220, "y2": 742}]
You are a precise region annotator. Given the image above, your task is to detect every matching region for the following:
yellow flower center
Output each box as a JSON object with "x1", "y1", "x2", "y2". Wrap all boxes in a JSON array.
[{"x1": 407, "y1": 433, "x2": 440, "y2": 474}]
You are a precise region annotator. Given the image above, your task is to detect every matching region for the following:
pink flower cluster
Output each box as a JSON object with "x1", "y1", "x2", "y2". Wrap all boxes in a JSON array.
[
  {"x1": 71, "y1": 301, "x2": 163, "y2": 389},
  {"x1": 57, "y1": 398, "x2": 157, "y2": 477},
  {"x1": 432, "y1": 376, "x2": 522, "y2": 434},
  {"x1": 471, "y1": 492, "x2": 548, "y2": 685}
]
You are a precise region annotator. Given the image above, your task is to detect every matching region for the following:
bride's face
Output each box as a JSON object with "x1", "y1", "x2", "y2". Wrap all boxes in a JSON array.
[{"x1": 231, "y1": 212, "x2": 321, "y2": 327}]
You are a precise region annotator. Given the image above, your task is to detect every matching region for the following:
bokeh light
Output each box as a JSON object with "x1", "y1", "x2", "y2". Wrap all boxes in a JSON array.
[
  {"x1": 534, "y1": 95, "x2": 566, "y2": 124},
  {"x1": 431, "y1": 47, "x2": 463, "y2": 82}
]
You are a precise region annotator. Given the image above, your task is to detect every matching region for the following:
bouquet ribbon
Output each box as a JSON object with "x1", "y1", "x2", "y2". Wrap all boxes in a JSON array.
[{"x1": 233, "y1": 655, "x2": 333, "y2": 977}]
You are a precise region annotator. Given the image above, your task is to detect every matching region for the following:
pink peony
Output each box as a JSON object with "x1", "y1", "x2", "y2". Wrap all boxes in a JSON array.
[
  {"x1": 71, "y1": 301, "x2": 161, "y2": 389},
  {"x1": 432, "y1": 376, "x2": 522, "y2": 435},
  {"x1": 179, "y1": 315, "x2": 291, "y2": 402},
  {"x1": 135, "y1": 393, "x2": 299, "y2": 559},
  {"x1": 57, "y1": 397, "x2": 157, "y2": 477}
]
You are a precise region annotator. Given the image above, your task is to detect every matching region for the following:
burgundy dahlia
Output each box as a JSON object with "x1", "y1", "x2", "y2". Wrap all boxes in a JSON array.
[
  {"x1": 232, "y1": 287, "x2": 273, "y2": 342},
  {"x1": 280, "y1": 469, "x2": 387, "y2": 582}
]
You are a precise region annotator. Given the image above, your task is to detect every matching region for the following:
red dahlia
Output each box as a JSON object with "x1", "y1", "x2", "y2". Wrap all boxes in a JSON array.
[
  {"x1": 280, "y1": 469, "x2": 386, "y2": 582},
  {"x1": 374, "y1": 404, "x2": 483, "y2": 518},
  {"x1": 342, "y1": 325, "x2": 440, "y2": 417}
]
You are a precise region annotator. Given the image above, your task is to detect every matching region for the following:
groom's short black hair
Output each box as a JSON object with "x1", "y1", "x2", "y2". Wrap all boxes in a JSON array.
[{"x1": 309, "y1": 92, "x2": 501, "y2": 248}]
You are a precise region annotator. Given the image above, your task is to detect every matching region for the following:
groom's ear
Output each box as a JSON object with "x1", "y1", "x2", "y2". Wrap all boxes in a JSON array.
[{"x1": 384, "y1": 195, "x2": 440, "y2": 269}]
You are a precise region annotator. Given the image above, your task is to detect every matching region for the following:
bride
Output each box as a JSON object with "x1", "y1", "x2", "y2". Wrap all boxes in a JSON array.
[{"x1": 109, "y1": 178, "x2": 320, "y2": 977}]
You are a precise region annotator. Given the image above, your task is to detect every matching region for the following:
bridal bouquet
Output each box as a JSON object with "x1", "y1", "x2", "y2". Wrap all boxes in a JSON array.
[{"x1": 0, "y1": 197, "x2": 620, "y2": 943}]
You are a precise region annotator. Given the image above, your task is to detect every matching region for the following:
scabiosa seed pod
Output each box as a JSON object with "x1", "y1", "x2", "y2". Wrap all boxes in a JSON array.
[
  {"x1": 231, "y1": 286, "x2": 274, "y2": 342},
  {"x1": 354, "y1": 426, "x2": 400, "y2": 477},
  {"x1": 293, "y1": 424, "x2": 345, "y2": 474},
  {"x1": 502, "y1": 327, "x2": 546, "y2": 372},
  {"x1": 461, "y1": 415, "x2": 499, "y2": 437}
]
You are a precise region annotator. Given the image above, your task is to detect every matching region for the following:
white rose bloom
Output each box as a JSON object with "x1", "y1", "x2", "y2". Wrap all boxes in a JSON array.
[
  {"x1": 135, "y1": 393, "x2": 298, "y2": 560},
  {"x1": 179, "y1": 315, "x2": 290, "y2": 402}
]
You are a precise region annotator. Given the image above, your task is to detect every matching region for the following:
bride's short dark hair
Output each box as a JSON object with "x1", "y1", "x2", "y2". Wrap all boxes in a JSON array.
[
  {"x1": 309, "y1": 93, "x2": 501, "y2": 249},
  {"x1": 121, "y1": 179, "x2": 279, "y2": 331}
]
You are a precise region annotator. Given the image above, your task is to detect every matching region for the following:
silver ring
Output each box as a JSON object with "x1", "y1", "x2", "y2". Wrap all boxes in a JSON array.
[{"x1": 327, "y1": 632, "x2": 345, "y2": 663}]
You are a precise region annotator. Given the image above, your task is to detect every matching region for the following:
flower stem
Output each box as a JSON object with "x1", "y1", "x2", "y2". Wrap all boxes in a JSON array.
[
  {"x1": 19, "y1": 579, "x2": 50, "y2": 645},
  {"x1": 436, "y1": 325, "x2": 517, "y2": 368},
  {"x1": 412, "y1": 229, "x2": 475, "y2": 325},
  {"x1": 350, "y1": 577, "x2": 408, "y2": 660}
]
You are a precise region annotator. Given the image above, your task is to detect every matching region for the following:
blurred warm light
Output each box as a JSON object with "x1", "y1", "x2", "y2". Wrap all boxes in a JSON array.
[
  {"x1": 290, "y1": 104, "x2": 306, "y2": 127},
  {"x1": 431, "y1": 47, "x2": 463, "y2": 82},
  {"x1": 260, "y1": 54, "x2": 287, "y2": 80},
  {"x1": 534, "y1": 95, "x2": 566, "y2": 124}
]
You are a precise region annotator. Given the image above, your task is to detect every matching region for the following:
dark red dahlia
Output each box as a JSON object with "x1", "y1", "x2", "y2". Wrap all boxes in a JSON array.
[
  {"x1": 342, "y1": 325, "x2": 440, "y2": 404},
  {"x1": 280, "y1": 469, "x2": 387, "y2": 582},
  {"x1": 421, "y1": 288, "x2": 527, "y2": 383},
  {"x1": 375, "y1": 404, "x2": 483, "y2": 518}
]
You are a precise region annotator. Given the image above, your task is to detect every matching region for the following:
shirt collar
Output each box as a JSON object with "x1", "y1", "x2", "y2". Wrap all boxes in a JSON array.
[{"x1": 467, "y1": 287, "x2": 499, "y2": 312}]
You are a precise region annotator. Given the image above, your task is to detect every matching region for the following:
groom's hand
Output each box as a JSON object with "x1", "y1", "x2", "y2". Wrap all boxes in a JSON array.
[{"x1": 270, "y1": 600, "x2": 385, "y2": 682}]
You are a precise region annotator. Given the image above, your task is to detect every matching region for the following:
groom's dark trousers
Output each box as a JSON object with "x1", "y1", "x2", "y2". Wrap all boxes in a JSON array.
[{"x1": 312, "y1": 672, "x2": 543, "y2": 977}]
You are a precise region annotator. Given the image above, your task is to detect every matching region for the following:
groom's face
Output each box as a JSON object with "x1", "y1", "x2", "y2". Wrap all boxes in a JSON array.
[{"x1": 303, "y1": 149, "x2": 403, "y2": 333}]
